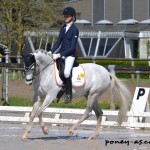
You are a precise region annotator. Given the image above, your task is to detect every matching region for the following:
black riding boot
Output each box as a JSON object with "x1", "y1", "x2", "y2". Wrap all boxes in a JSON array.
[
  {"x1": 64, "y1": 76, "x2": 72, "y2": 104},
  {"x1": 56, "y1": 86, "x2": 65, "y2": 103}
]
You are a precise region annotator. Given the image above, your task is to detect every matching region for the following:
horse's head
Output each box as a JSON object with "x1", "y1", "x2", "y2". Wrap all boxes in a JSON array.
[
  {"x1": 23, "y1": 53, "x2": 36, "y2": 85},
  {"x1": 23, "y1": 49, "x2": 54, "y2": 85}
]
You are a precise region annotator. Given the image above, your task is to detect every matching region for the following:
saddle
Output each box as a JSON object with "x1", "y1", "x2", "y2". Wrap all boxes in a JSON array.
[
  {"x1": 56, "y1": 57, "x2": 79, "y2": 82},
  {"x1": 55, "y1": 58, "x2": 83, "y2": 103}
]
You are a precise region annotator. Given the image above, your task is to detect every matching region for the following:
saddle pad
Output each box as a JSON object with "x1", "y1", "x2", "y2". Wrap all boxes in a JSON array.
[{"x1": 54, "y1": 63, "x2": 86, "y2": 88}]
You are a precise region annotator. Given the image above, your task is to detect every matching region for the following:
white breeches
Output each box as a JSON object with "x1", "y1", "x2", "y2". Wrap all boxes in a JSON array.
[{"x1": 64, "y1": 56, "x2": 75, "y2": 78}]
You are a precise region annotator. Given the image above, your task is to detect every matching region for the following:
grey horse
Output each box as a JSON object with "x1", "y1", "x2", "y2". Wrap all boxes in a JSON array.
[{"x1": 22, "y1": 49, "x2": 131, "y2": 140}]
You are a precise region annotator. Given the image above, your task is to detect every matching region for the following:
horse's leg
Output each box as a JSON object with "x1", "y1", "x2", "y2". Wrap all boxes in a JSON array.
[
  {"x1": 67, "y1": 93, "x2": 97, "y2": 135},
  {"x1": 22, "y1": 101, "x2": 41, "y2": 139},
  {"x1": 36, "y1": 95, "x2": 54, "y2": 134},
  {"x1": 67, "y1": 108, "x2": 92, "y2": 135},
  {"x1": 38, "y1": 112, "x2": 49, "y2": 135},
  {"x1": 88, "y1": 101, "x2": 103, "y2": 140}
]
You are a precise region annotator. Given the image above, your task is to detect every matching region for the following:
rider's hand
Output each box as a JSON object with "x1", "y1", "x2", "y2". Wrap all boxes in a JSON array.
[
  {"x1": 48, "y1": 51, "x2": 52, "y2": 57},
  {"x1": 52, "y1": 53, "x2": 61, "y2": 60}
]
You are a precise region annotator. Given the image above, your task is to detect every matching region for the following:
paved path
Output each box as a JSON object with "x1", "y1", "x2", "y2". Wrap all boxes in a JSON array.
[{"x1": 0, "y1": 123, "x2": 150, "y2": 150}]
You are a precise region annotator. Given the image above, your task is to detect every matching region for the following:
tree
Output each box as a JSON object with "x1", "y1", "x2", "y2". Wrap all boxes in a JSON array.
[{"x1": 0, "y1": 0, "x2": 63, "y2": 55}]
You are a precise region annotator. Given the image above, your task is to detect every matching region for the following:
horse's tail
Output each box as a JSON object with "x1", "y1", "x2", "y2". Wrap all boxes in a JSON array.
[{"x1": 110, "y1": 73, "x2": 132, "y2": 125}]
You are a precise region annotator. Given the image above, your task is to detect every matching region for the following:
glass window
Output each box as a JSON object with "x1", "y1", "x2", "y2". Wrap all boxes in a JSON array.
[
  {"x1": 121, "y1": 0, "x2": 133, "y2": 20},
  {"x1": 93, "y1": 0, "x2": 104, "y2": 23},
  {"x1": 97, "y1": 38, "x2": 106, "y2": 56},
  {"x1": 105, "y1": 38, "x2": 118, "y2": 55},
  {"x1": 80, "y1": 38, "x2": 91, "y2": 55},
  {"x1": 89, "y1": 38, "x2": 98, "y2": 56}
]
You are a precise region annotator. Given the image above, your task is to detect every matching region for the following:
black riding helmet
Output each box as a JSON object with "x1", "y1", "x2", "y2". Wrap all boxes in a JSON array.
[{"x1": 63, "y1": 7, "x2": 76, "y2": 22}]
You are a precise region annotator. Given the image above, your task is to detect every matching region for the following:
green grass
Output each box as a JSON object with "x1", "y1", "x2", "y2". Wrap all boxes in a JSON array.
[
  {"x1": 1, "y1": 78, "x2": 149, "y2": 109},
  {"x1": 0, "y1": 96, "x2": 120, "y2": 110},
  {"x1": 7, "y1": 97, "x2": 33, "y2": 106}
]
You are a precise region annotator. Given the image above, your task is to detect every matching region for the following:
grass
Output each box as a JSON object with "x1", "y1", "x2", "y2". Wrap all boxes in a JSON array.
[
  {"x1": 0, "y1": 96, "x2": 120, "y2": 110},
  {"x1": 7, "y1": 97, "x2": 33, "y2": 106},
  {"x1": 1, "y1": 78, "x2": 149, "y2": 109}
]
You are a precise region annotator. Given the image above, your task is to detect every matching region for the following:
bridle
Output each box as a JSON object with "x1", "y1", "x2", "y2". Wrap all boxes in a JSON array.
[{"x1": 24, "y1": 58, "x2": 54, "y2": 82}]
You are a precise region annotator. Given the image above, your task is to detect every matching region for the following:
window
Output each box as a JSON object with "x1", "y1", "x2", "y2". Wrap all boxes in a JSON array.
[
  {"x1": 89, "y1": 38, "x2": 98, "y2": 56},
  {"x1": 121, "y1": 0, "x2": 133, "y2": 20},
  {"x1": 97, "y1": 38, "x2": 106, "y2": 56},
  {"x1": 80, "y1": 38, "x2": 91, "y2": 55},
  {"x1": 93, "y1": 0, "x2": 104, "y2": 23},
  {"x1": 105, "y1": 38, "x2": 119, "y2": 55}
]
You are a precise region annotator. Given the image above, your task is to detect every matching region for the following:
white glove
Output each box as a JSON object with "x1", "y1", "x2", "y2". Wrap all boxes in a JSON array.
[
  {"x1": 52, "y1": 53, "x2": 61, "y2": 60},
  {"x1": 48, "y1": 51, "x2": 52, "y2": 57}
]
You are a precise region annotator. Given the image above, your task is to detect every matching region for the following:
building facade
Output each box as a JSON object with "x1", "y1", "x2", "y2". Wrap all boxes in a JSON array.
[
  {"x1": 63, "y1": 0, "x2": 150, "y2": 59},
  {"x1": 23, "y1": 0, "x2": 150, "y2": 59},
  {"x1": 64, "y1": 0, "x2": 150, "y2": 24}
]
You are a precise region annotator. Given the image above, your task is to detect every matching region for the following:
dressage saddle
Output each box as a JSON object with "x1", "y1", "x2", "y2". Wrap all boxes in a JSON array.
[{"x1": 55, "y1": 58, "x2": 79, "y2": 103}]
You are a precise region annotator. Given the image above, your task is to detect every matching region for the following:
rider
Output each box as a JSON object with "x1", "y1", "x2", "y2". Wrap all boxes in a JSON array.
[{"x1": 48, "y1": 7, "x2": 79, "y2": 103}]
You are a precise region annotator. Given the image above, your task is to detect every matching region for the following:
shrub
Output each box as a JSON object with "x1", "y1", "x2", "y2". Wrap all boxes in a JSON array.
[{"x1": 78, "y1": 58, "x2": 149, "y2": 79}]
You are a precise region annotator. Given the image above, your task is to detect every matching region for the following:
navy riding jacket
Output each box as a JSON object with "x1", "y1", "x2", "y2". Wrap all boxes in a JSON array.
[{"x1": 51, "y1": 23, "x2": 79, "y2": 57}]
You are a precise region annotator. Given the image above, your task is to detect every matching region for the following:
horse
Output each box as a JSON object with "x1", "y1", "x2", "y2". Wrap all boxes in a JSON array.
[{"x1": 22, "y1": 49, "x2": 131, "y2": 140}]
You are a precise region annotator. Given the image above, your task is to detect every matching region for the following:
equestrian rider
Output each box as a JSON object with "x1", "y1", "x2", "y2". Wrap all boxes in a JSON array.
[{"x1": 48, "y1": 7, "x2": 79, "y2": 103}]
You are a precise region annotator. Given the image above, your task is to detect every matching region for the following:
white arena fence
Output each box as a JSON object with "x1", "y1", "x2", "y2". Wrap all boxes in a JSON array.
[{"x1": 0, "y1": 106, "x2": 150, "y2": 129}]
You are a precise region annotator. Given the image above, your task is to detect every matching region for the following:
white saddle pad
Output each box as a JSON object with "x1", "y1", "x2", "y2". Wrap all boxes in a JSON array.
[{"x1": 54, "y1": 63, "x2": 86, "y2": 88}]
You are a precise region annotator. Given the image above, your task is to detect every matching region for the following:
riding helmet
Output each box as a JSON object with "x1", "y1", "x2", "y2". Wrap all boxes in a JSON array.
[{"x1": 63, "y1": 7, "x2": 76, "y2": 17}]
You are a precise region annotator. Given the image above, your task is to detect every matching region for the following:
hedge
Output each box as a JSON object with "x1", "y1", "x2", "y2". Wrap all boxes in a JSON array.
[{"x1": 78, "y1": 58, "x2": 149, "y2": 79}]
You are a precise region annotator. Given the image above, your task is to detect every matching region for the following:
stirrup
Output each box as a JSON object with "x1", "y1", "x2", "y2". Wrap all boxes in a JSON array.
[{"x1": 64, "y1": 94, "x2": 72, "y2": 104}]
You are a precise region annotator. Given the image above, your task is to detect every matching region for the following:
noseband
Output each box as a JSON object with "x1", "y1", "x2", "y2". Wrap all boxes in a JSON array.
[
  {"x1": 24, "y1": 62, "x2": 36, "y2": 82},
  {"x1": 24, "y1": 59, "x2": 54, "y2": 81}
]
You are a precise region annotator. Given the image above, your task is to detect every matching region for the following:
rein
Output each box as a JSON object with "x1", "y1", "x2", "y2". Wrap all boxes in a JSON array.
[
  {"x1": 25, "y1": 59, "x2": 54, "y2": 82},
  {"x1": 34, "y1": 60, "x2": 54, "y2": 77},
  {"x1": 33, "y1": 59, "x2": 54, "y2": 78}
]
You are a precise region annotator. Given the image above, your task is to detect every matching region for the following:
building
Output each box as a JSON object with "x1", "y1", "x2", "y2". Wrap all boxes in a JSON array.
[
  {"x1": 64, "y1": 0, "x2": 150, "y2": 25},
  {"x1": 62, "y1": 0, "x2": 150, "y2": 59}
]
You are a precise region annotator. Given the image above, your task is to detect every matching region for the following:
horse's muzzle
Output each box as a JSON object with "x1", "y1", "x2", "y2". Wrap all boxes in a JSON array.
[{"x1": 25, "y1": 79, "x2": 33, "y2": 86}]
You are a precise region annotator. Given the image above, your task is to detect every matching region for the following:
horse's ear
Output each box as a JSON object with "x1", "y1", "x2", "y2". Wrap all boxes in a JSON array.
[
  {"x1": 46, "y1": 43, "x2": 51, "y2": 52},
  {"x1": 23, "y1": 53, "x2": 35, "y2": 65},
  {"x1": 21, "y1": 53, "x2": 33, "y2": 61},
  {"x1": 29, "y1": 53, "x2": 35, "y2": 63}
]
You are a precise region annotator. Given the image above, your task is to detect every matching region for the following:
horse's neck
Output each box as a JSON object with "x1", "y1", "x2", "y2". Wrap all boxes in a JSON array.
[{"x1": 38, "y1": 61, "x2": 54, "y2": 81}]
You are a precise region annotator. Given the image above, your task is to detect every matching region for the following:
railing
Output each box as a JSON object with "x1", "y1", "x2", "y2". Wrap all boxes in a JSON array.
[
  {"x1": 0, "y1": 58, "x2": 150, "y2": 104},
  {"x1": 0, "y1": 106, "x2": 150, "y2": 128},
  {"x1": 0, "y1": 62, "x2": 149, "y2": 75}
]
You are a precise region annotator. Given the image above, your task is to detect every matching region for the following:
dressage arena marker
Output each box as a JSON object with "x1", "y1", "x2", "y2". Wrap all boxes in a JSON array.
[{"x1": 127, "y1": 87, "x2": 150, "y2": 125}]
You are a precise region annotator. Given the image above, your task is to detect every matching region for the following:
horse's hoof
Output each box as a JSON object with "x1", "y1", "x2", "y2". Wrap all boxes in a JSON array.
[
  {"x1": 22, "y1": 134, "x2": 28, "y2": 139},
  {"x1": 67, "y1": 130, "x2": 74, "y2": 135},
  {"x1": 43, "y1": 128, "x2": 49, "y2": 135},
  {"x1": 88, "y1": 136, "x2": 96, "y2": 140},
  {"x1": 88, "y1": 135, "x2": 97, "y2": 140}
]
